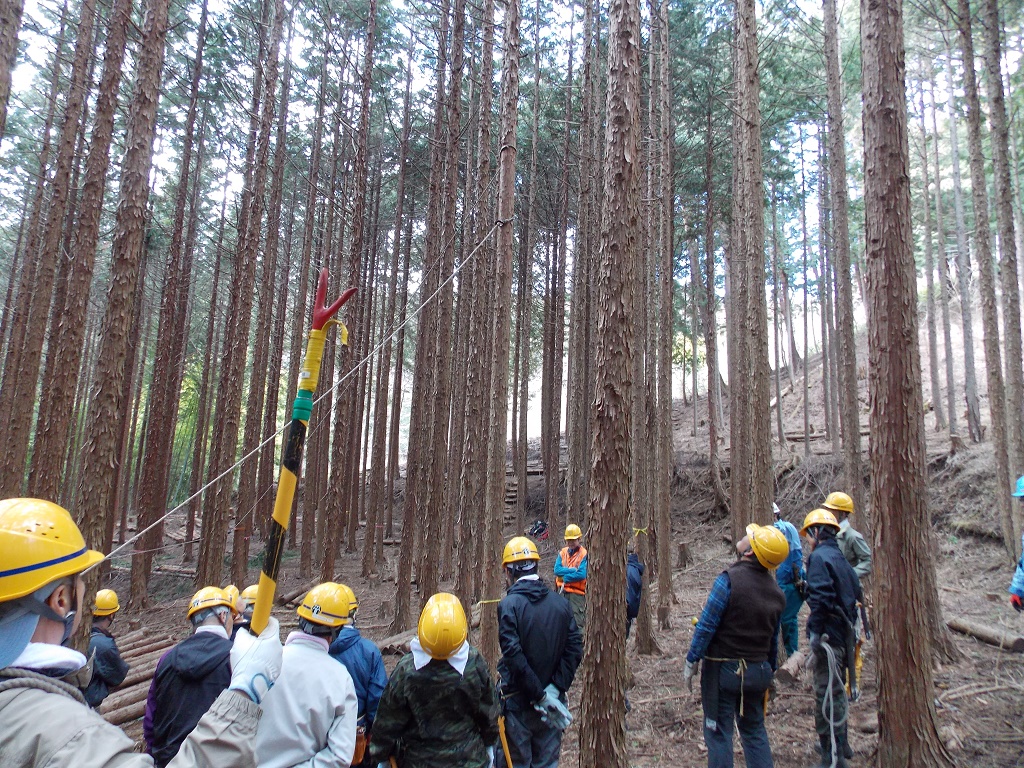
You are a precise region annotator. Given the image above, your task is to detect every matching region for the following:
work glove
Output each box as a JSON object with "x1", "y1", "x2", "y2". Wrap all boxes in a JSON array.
[
  {"x1": 486, "y1": 746, "x2": 495, "y2": 767},
  {"x1": 533, "y1": 683, "x2": 573, "y2": 730},
  {"x1": 1011, "y1": 594, "x2": 1023, "y2": 612},
  {"x1": 683, "y1": 659, "x2": 698, "y2": 692},
  {"x1": 229, "y1": 616, "x2": 282, "y2": 704}
]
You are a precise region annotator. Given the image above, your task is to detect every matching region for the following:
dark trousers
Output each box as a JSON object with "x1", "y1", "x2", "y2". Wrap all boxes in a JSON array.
[
  {"x1": 779, "y1": 583, "x2": 804, "y2": 656},
  {"x1": 701, "y1": 660, "x2": 774, "y2": 768},
  {"x1": 812, "y1": 641, "x2": 849, "y2": 741},
  {"x1": 503, "y1": 697, "x2": 563, "y2": 768}
]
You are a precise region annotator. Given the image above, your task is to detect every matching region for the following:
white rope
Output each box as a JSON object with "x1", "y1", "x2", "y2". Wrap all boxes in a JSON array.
[
  {"x1": 90, "y1": 219, "x2": 502, "y2": 570},
  {"x1": 818, "y1": 638, "x2": 847, "y2": 768}
]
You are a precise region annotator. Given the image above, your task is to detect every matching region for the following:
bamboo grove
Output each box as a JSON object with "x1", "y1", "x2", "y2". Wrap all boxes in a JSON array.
[{"x1": 3, "y1": 0, "x2": 1024, "y2": 759}]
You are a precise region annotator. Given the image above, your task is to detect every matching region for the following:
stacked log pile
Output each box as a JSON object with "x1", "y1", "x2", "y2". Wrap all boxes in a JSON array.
[{"x1": 100, "y1": 630, "x2": 177, "y2": 727}]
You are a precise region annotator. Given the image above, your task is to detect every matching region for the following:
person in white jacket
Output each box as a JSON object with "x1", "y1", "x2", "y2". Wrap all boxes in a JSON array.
[{"x1": 255, "y1": 582, "x2": 358, "y2": 768}]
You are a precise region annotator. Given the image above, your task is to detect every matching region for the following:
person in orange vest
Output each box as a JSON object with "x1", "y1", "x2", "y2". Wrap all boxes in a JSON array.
[{"x1": 554, "y1": 524, "x2": 588, "y2": 629}]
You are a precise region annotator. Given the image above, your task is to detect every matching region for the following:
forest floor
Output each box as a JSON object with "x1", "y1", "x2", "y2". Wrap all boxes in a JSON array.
[{"x1": 110, "y1": 320, "x2": 1024, "y2": 765}]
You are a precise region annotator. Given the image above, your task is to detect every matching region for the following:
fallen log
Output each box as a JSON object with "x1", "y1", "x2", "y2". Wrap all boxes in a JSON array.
[
  {"x1": 117, "y1": 655, "x2": 164, "y2": 689},
  {"x1": 104, "y1": 698, "x2": 148, "y2": 727},
  {"x1": 110, "y1": 629, "x2": 148, "y2": 648},
  {"x1": 118, "y1": 633, "x2": 165, "y2": 654},
  {"x1": 947, "y1": 617, "x2": 1024, "y2": 652},
  {"x1": 101, "y1": 681, "x2": 150, "y2": 714},
  {"x1": 277, "y1": 581, "x2": 318, "y2": 607},
  {"x1": 121, "y1": 637, "x2": 175, "y2": 659},
  {"x1": 774, "y1": 650, "x2": 806, "y2": 685}
]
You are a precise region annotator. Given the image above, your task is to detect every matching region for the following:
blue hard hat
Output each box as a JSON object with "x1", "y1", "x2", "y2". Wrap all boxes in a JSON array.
[{"x1": 1014, "y1": 476, "x2": 1024, "y2": 498}]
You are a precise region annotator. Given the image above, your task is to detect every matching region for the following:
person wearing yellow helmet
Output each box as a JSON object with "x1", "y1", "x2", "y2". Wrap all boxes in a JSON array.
[
  {"x1": 498, "y1": 536, "x2": 582, "y2": 768},
  {"x1": 83, "y1": 589, "x2": 129, "y2": 709},
  {"x1": 146, "y1": 585, "x2": 275, "y2": 767},
  {"x1": 822, "y1": 491, "x2": 872, "y2": 580},
  {"x1": 801, "y1": 508, "x2": 863, "y2": 767},
  {"x1": 255, "y1": 583, "x2": 358, "y2": 768},
  {"x1": 369, "y1": 593, "x2": 499, "y2": 768},
  {"x1": 328, "y1": 584, "x2": 387, "y2": 766},
  {"x1": 772, "y1": 503, "x2": 807, "y2": 656},
  {"x1": 0, "y1": 497, "x2": 283, "y2": 768},
  {"x1": 553, "y1": 524, "x2": 588, "y2": 629},
  {"x1": 683, "y1": 523, "x2": 787, "y2": 768}
]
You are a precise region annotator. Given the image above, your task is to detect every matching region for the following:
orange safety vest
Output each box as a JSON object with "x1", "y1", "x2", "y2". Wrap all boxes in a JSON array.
[{"x1": 556, "y1": 546, "x2": 588, "y2": 595}]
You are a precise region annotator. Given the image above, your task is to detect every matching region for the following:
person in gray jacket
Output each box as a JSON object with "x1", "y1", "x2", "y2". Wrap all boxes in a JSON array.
[{"x1": 0, "y1": 497, "x2": 282, "y2": 768}]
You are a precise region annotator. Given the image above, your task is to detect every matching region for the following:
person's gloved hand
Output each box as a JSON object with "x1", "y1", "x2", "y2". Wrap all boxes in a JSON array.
[
  {"x1": 486, "y1": 746, "x2": 495, "y2": 767},
  {"x1": 533, "y1": 683, "x2": 572, "y2": 730},
  {"x1": 683, "y1": 659, "x2": 698, "y2": 692},
  {"x1": 809, "y1": 632, "x2": 822, "y2": 651},
  {"x1": 1011, "y1": 594, "x2": 1023, "y2": 612},
  {"x1": 230, "y1": 616, "x2": 282, "y2": 704}
]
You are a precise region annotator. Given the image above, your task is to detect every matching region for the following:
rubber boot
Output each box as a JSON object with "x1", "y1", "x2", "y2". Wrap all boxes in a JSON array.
[{"x1": 811, "y1": 735, "x2": 851, "y2": 768}]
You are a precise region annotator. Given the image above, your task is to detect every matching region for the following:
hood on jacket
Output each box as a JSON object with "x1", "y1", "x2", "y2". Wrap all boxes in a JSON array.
[
  {"x1": 509, "y1": 577, "x2": 552, "y2": 603},
  {"x1": 329, "y1": 624, "x2": 362, "y2": 654},
  {"x1": 627, "y1": 552, "x2": 645, "y2": 575},
  {"x1": 167, "y1": 632, "x2": 231, "y2": 681}
]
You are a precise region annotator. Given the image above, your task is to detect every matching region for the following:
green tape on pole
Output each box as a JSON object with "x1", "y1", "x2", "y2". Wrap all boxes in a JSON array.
[{"x1": 292, "y1": 390, "x2": 313, "y2": 421}]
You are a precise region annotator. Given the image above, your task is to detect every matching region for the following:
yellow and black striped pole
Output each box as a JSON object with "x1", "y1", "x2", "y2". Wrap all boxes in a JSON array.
[{"x1": 250, "y1": 268, "x2": 356, "y2": 635}]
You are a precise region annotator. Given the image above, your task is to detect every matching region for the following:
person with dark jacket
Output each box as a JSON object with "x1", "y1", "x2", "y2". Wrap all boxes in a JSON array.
[
  {"x1": 328, "y1": 583, "x2": 388, "y2": 765},
  {"x1": 801, "y1": 508, "x2": 863, "y2": 768},
  {"x1": 498, "y1": 536, "x2": 583, "y2": 768},
  {"x1": 145, "y1": 587, "x2": 236, "y2": 768},
  {"x1": 84, "y1": 589, "x2": 130, "y2": 708},
  {"x1": 683, "y1": 524, "x2": 788, "y2": 768},
  {"x1": 369, "y1": 593, "x2": 499, "y2": 768},
  {"x1": 626, "y1": 551, "x2": 644, "y2": 638}
]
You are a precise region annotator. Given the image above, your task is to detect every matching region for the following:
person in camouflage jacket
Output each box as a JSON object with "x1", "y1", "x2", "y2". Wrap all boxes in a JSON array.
[{"x1": 368, "y1": 594, "x2": 499, "y2": 768}]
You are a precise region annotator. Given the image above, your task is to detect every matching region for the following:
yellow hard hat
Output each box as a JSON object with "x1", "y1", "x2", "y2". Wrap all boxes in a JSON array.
[
  {"x1": 800, "y1": 508, "x2": 840, "y2": 536},
  {"x1": 187, "y1": 586, "x2": 234, "y2": 618},
  {"x1": 336, "y1": 582, "x2": 358, "y2": 617},
  {"x1": 93, "y1": 588, "x2": 120, "y2": 617},
  {"x1": 564, "y1": 524, "x2": 583, "y2": 540},
  {"x1": 0, "y1": 498, "x2": 104, "y2": 603},
  {"x1": 502, "y1": 536, "x2": 540, "y2": 565},
  {"x1": 297, "y1": 582, "x2": 351, "y2": 628},
  {"x1": 745, "y1": 524, "x2": 790, "y2": 569},
  {"x1": 417, "y1": 592, "x2": 468, "y2": 660},
  {"x1": 822, "y1": 491, "x2": 854, "y2": 516},
  {"x1": 240, "y1": 584, "x2": 259, "y2": 603},
  {"x1": 223, "y1": 585, "x2": 242, "y2": 615}
]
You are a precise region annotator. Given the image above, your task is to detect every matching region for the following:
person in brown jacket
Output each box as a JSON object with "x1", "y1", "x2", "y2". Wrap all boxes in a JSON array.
[{"x1": 0, "y1": 497, "x2": 282, "y2": 768}]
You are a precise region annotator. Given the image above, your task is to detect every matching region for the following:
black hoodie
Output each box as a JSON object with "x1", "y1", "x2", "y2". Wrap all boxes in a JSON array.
[
  {"x1": 146, "y1": 630, "x2": 232, "y2": 767},
  {"x1": 497, "y1": 578, "x2": 583, "y2": 704}
]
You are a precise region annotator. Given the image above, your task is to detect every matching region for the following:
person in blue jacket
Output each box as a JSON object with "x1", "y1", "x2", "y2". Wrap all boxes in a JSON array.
[
  {"x1": 1009, "y1": 477, "x2": 1024, "y2": 612},
  {"x1": 626, "y1": 549, "x2": 644, "y2": 638},
  {"x1": 84, "y1": 588, "x2": 130, "y2": 708},
  {"x1": 328, "y1": 583, "x2": 387, "y2": 766},
  {"x1": 772, "y1": 502, "x2": 806, "y2": 655}
]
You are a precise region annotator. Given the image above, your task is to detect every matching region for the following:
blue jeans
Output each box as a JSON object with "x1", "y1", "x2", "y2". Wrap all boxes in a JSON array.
[
  {"x1": 702, "y1": 660, "x2": 774, "y2": 768},
  {"x1": 503, "y1": 696, "x2": 563, "y2": 768},
  {"x1": 779, "y1": 583, "x2": 804, "y2": 656}
]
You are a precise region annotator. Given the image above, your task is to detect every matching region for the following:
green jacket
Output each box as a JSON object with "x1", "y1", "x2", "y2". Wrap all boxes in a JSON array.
[
  {"x1": 837, "y1": 523, "x2": 872, "y2": 580},
  {"x1": 368, "y1": 647, "x2": 499, "y2": 768}
]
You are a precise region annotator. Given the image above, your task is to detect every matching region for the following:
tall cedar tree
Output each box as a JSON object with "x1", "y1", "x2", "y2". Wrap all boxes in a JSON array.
[
  {"x1": 74, "y1": 0, "x2": 172, "y2": 624},
  {"x1": 823, "y1": 0, "x2": 862, "y2": 509},
  {"x1": 578, "y1": 0, "x2": 640, "y2": 761},
  {"x1": 862, "y1": 0, "x2": 956, "y2": 759}
]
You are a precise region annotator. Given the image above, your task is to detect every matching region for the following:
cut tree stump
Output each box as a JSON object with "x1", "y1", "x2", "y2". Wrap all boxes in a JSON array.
[
  {"x1": 947, "y1": 617, "x2": 1024, "y2": 652},
  {"x1": 677, "y1": 543, "x2": 691, "y2": 569}
]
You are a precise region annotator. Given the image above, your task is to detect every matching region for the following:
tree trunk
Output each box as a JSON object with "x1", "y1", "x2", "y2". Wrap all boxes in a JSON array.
[
  {"x1": 74, "y1": 0, "x2": 172, "y2": 578},
  {"x1": 728, "y1": 0, "x2": 771, "y2": 534},
  {"x1": 956, "y1": 0, "x2": 1015, "y2": 557},
  {"x1": 823, "y1": 0, "x2": 863, "y2": 508},
  {"x1": 945, "y1": 45, "x2": 983, "y2": 443},
  {"x1": 479, "y1": 0, "x2": 520, "y2": 666},
  {"x1": 861, "y1": 0, "x2": 957, "y2": 757},
  {"x1": 980, "y1": 0, "x2": 1024, "y2": 551},
  {"x1": 578, "y1": 0, "x2": 640, "y2": 759},
  {"x1": 0, "y1": 0, "x2": 26, "y2": 141}
]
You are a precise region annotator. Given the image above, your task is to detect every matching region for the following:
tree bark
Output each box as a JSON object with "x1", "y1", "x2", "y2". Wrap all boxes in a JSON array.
[
  {"x1": 578, "y1": 0, "x2": 640, "y2": 759},
  {"x1": 861, "y1": 0, "x2": 957, "y2": 758}
]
